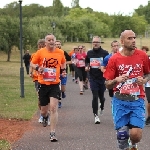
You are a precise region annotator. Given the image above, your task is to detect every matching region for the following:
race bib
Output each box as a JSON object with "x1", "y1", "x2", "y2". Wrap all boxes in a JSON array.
[
  {"x1": 90, "y1": 58, "x2": 103, "y2": 68},
  {"x1": 77, "y1": 60, "x2": 85, "y2": 67},
  {"x1": 119, "y1": 78, "x2": 140, "y2": 96},
  {"x1": 43, "y1": 68, "x2": 56, "y2": 81},
  {"x1": 145, "y1": 80, "x2": 150, "y2": 87}
]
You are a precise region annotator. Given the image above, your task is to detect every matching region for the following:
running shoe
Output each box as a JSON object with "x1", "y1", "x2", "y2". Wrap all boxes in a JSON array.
[
  {"x1": 62, "y1": 92, "x2": 66, "y2": 98},
  {"x1": 58, "y1": 101, "x2": 62, "y2": 108},
  {"x1": 38, "y1": 115, "x2": 43, "y2": 123},
  {"x1": 42, "y1": 116, "x2": 48, "y2": 127},
  {"x1": 50, "y1": 132, "x2": 58, "y2": 142},
  {"x1": 94, "y1": 114, "x2": 100, "y2": 124}
]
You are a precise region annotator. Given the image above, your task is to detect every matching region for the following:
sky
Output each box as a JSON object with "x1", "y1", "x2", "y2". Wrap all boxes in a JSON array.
[{"x1": 0, "y1": 0, "x2": 149, "y2": 15}]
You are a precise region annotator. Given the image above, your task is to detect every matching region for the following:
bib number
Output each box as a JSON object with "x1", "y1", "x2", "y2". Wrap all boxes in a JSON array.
[
  {"x1": 77, "y1": 60, "x2": 85, "y2": 67},
  {"x1": 43, "y1": 68, "x2": 56, "y2": 81},
  {"x1": 119, "y1": 78, "x2": 140, "y2": 96},
  {"x1": 90, "y1": 58, "x2": 103, "y2": 68}
]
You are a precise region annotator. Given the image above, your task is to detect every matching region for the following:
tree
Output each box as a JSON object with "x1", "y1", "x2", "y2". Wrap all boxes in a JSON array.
[
  {"x1": 0, "y1": 16, "x2": 19, "y2": 61},
  {"x1": 71, "y1": 0, "x2": 80, "y2": 8},
  {"x1": 135, "y1": 1, "x2": 150, "y2": 23},
  {"x1": 52, "y1": 0, "x2": 64, "y2": 16}
]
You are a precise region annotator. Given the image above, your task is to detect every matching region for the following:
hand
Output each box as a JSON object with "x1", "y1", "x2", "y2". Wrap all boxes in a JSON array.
[
  {"x1": 85, "y1": 66, "x2": 90, "y2": 71},
  {"x1": 115, "y1": 74, "x2": 129, "y2": 83},
  {"x1": 136, "y1": 76, "x2": 147, "y2": 85},
  {"x1": 61, "y1": 71, "x2": 67, "y2": 77},
  {"x1": 29, "y1": 73, "x2": 33, "y2": 77},
  {"x1": 38, "y1": 67, "x2": 44, "y2": 74}
]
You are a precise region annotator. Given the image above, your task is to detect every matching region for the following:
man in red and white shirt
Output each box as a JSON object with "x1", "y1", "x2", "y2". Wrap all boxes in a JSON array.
[{"x1": 104, "y1": 30, "x2": 150, "y2": 150}]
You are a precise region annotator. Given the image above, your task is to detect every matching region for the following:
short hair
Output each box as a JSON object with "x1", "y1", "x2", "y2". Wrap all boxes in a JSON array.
[
  {"x1": 111, "y1": 40, "x2": 118, "y2": 46},
  {"x1": 45, "y1": 33, "x2": 56, "y2": 41},
  {"x1": 141, "y1": 46, "x2": 149, "y2": 52},
  {"x1": 92, "y1": 36, "x2": 101, "y2": 42},
  {"x1": 37, "y1": 39, "x2": 45, "y2": 45},
  {"x1": 55, "y1": 40, "x2": 61, "y2": 43}
]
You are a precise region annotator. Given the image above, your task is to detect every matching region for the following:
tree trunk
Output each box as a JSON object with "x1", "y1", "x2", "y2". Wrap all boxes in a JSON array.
[{"x1": 7, "y1": 48, "x2": 11, "y2": 62}]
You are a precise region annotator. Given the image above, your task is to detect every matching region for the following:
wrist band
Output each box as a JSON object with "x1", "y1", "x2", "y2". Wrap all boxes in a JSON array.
[{"x1": 35, "y1": 66, "x2": 39, "y2": 71}]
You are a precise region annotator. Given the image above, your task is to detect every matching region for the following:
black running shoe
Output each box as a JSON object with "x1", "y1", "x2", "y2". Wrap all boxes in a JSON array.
[
  {"x1": 50, "y1": 132, "x2": 58, "y2": 142},
  {"x1": 42, "y1": 116, "x2": 48, "y2": 127}
]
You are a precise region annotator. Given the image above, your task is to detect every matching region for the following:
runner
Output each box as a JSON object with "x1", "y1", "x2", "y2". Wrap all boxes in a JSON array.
[
  {"x1": 101, "y1": 40, "x2": 119, "y2": 97},
  {"x1": 29, "y1": 39, "x2": 46, "y2": 124},
  {"x1": 141, "y1": 46, "x2": 150, "y2": 125},
  {"x1": 55, "y1": 40, "x2": 71, "y2": 108},
  {"x1": 104, "y1": 30, "x2": 150, "y2": 150},
  {"x1": 75, "y1": 45, "x2": 87, "y2": 95},
  {"x1": 69, "y1": 48, "x2": 76, "y2": 80},
  {"x1": 71, "y1": 47, "x2": 79, "y2": 84},
  {"x1": 85, "y1": 36, "x2": 109, "y2": 124},
  {"x1": 31, "y1": 34, "x2": 66, "y2": 142}
]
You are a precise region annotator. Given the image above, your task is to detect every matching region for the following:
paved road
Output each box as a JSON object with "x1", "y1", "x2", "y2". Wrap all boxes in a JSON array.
[{"x1": 12, "y1": 76, "x2": 150, "y2": 150}]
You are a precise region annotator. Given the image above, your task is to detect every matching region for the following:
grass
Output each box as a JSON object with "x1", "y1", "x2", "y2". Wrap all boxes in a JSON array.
[
  {"x1": 0, "y1": 140, "x2": 11, "y2": 150},
  {"x1": 0, "y1": 55, "x2": 38, "y2": 120},
  {"x1": 0, "y1": 38, "x2": 150, "y2": 149}
]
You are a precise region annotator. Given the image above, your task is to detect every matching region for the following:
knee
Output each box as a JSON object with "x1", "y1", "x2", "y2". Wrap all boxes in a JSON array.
[
  {"x1": 117, "y1": 126, "x2": 129, "y2": 149},
  {"x1": 50, "y1": 105, "x2": 57, "y2": 113},
  {"x1": 130, "y1": 129, "x2": 142, "y2": 143}
]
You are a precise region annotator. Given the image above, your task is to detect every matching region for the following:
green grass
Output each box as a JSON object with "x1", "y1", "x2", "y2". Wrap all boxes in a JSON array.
[
  {"x1": 0, "y1": 60, "x2": 38, "y2": 120},
  {"x1": 0, "y1": 140, "x2": 11, "y2": 150}
]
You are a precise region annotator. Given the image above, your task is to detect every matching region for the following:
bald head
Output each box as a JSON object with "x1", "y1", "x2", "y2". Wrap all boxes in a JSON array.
[
  {"x1": 120, "y1": 30, "x2": 136, "y2": 51},
  {"x1": 120, "y1": 30, "x2": 135, "y2": 40}
]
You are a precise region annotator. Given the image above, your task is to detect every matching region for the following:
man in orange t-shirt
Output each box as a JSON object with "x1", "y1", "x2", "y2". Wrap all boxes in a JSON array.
[{"x1": 31, "y1": 34, "x2": 66, "y2": 142}]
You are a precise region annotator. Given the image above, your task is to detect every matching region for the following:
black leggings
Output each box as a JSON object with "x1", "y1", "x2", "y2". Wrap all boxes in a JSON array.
[
  {"x1": 145, "y1": 87, "x2": 150, "y2": 103},
  {"x1": 72, "y1": 64, "x2": 78, "y2": 80},
  {"x1": 92, "y1": 90, "x2": 105, "y2": 115},
  {"x1": 76, "y1": 67, "x2": 87, "y2": 82}
]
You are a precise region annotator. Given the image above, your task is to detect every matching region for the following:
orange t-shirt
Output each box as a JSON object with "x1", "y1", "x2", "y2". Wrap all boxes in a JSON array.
[
  {"x1": 30, "y1": 53, "x2": 38, "y2": 81},
  {"x1": 31, "y1": 47, "x2": 66, "y2": 85},
  {"x1": 69, "y1": 50, "x2": 74, "y2": 57}
]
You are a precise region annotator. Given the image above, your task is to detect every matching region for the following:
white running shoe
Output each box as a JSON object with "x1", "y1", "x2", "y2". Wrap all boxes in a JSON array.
[
  {"x1": 38, "y1": 116, "x2": 43, "y2": 123},
  {"x1": 94, "y1": 115, "x2": 100, "y2": 124}
]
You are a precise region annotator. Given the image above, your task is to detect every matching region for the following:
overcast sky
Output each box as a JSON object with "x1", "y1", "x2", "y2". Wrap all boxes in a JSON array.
[{"x1": 0, "y1": 0, "x2": 149, "y2": 15}]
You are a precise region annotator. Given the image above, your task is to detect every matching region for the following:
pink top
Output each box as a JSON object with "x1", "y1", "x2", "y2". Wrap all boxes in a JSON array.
[{"x1": 76, "y1": 52, "x2": 87, "y2": 67}]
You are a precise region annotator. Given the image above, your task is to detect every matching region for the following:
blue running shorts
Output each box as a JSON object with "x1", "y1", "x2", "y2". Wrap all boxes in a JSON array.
[
  {"x1": 111, "y1": 96, "x2": 145, "y2": 130},
  {"x1": 60, "y1": 75, "x2": 67, "y2": 85}
]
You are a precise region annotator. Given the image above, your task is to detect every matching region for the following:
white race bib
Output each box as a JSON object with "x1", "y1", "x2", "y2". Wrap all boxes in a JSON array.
[
  {"x1": 43, "y1": 68, "x2": 56, "y2": 81},
  {"x1": 119, "y1": 78, "x2": 140, "y2": 96},
  {"x1": 77, "y1": 60, "x2": 85, "y2": 67},
  {"x1": 90, "y1": 58, "x2": 103, "y2": 68}
]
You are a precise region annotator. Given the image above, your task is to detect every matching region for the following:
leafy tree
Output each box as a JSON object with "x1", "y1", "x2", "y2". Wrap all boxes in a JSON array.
[
  {"x1": 0, "y1": 16, "x2": 19, "y2": 61},
  {"x1": 52, "y1": 0, "x2": 64, "y2": 16}
]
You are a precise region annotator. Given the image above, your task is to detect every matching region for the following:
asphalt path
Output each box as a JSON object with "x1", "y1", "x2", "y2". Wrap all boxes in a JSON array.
[{"x1": 12, "y1": 76, "x2": 150, "y2": 150}]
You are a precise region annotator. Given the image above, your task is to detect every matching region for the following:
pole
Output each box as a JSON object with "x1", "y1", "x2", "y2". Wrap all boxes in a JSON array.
[
  {"x1": 53, "y1": 27, "x2": 54, "y2": 34},
  {"x1": 19, "y1": 0, "x2": 24, "y2": 98}
]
